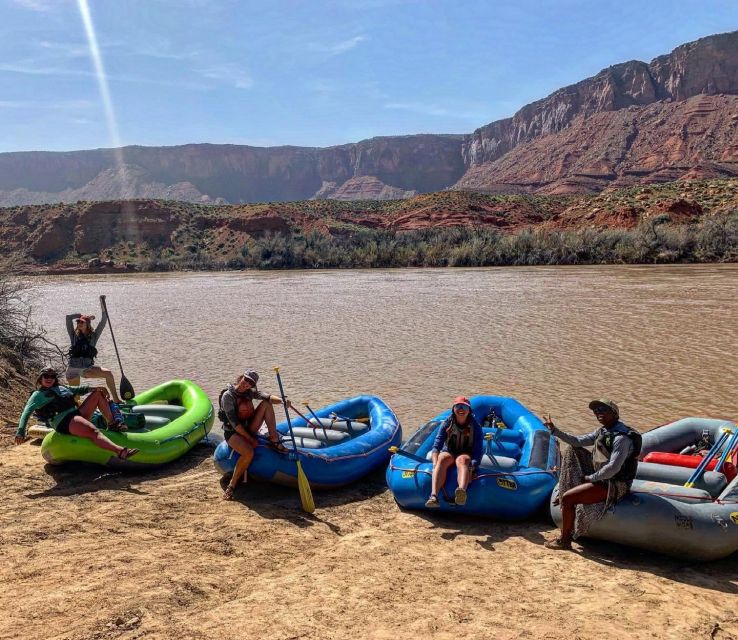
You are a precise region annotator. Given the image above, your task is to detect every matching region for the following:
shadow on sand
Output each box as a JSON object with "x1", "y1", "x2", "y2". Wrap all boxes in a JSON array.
[
  {"x1": 574, "y1": 538, "x2": 738, "y2": 594},
  {"x1": 223, "y1": 465, "x2": 390, "y2": 535},
  {"x1": 26, "y1": 440, "x2": 216, "y2": 499}
]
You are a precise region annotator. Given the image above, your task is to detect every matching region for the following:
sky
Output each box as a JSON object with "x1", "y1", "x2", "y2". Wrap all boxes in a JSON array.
[{"x1": 1, "y1": 0, "x2": 737, "y2": 152}]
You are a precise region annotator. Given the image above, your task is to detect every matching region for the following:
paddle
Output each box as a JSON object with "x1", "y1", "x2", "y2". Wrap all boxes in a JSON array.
[
  {"x1": 388, "y1": 445, "x2": 428, "y2": 464},
  {"x1": 715, "y1": 426, "x2": 738, "y2": 473},
  {"x1": 99, "y1": 295, "x2": 135, "y2": 401},
  {"x1": 274, "y1": 367, "x2": 315, "y2": 514},
  {"x1": 685, "y1": 428, "x2": 731, "y2": 488}
]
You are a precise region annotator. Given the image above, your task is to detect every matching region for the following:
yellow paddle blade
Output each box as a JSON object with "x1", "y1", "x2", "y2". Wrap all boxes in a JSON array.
[{"x1": 296, "y1": 460, "x2": 315, "y2": 514}]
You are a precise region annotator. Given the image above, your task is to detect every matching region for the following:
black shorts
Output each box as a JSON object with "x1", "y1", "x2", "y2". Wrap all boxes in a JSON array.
[
  {"x1": 444, "y1": 447, "x2": 473, "y2": 459},
  {"x1": 55, "y1": 410, "x2": 79, "y2": 435}
]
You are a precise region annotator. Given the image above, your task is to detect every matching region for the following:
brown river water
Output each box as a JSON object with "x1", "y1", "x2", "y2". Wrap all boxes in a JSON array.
[{"x1": 29, "y1": 264, "x2": 737, "y2": 436}]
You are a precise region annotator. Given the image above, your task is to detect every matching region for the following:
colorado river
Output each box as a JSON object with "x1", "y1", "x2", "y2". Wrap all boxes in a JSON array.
[{"x1": 29, "y1": 264, "x2": 738, "y2": 435}]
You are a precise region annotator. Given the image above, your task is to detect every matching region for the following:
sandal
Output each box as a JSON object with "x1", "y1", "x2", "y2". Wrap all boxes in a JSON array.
[
  {"x1": 544, "y1": 536, "x2": 573, "y2": 551},
  {"x1": 425, "y1": 494, "x2": 440, "y2": 508},
  {"x1": 108, "y1": 422, "x2": 128, "y2": 432},
  {"x1": 223, "y1": 484, "x2": 235, "y2": 501},
  {"x1": 268, "y1": 439, "x2": 289, "y2": 454},
  {"x1": 454, "y1": 487, "x2": 467, "y2": 506},
  {"x1": 117, "y1": 447, "x2": 139, "y2": 460}
]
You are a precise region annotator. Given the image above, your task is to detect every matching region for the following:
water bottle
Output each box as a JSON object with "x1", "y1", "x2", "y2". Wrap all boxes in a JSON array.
[{"x1": 109, "y1": 401, "x2": 124, "y2": 425}]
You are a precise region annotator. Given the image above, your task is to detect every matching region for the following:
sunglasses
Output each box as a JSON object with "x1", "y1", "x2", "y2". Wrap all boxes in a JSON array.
[
  {"x1": 41, "y1": 373, "x2": 57, "y2": 380},
  {"x1": 592, "y1": 407, "x2": 612, "y2": 415},
  {"x1": 453, "y1": 404, "x2": 469, "y2": 412}
]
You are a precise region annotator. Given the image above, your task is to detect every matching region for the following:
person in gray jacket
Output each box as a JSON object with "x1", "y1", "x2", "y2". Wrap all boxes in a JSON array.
[
  {"x1": 219, "y1": 368, "x2": 290, "y2": 500},
  {"x1": 542, "y1": 399, "x2": 642, "y2": 550},
  {"x1": 64, "y1": 295, "x2": 120, "y2": 402}
]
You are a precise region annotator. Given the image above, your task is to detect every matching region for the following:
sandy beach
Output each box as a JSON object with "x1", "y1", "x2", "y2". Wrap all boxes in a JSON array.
[{"x1": 1, "y1": 427, "x2": 737, "y2": 640}]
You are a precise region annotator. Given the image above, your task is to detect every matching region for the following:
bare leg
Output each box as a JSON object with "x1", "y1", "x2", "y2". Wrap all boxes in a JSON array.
[
  {"x1": 456, "y1": 454, "x2": 471, "y2": 491},
  {"x1": 82, "y1": 366, "x2": 120, "y2": 403},
  {"x1": 559, "y1": 482, "x2": 609, "y2": 542},
  {"x1": 249, "y1": 401, "x2": 279, "y2": 441},
  {"x1": 77, "y1": 389, "x2": 115, "y2": 424},
  {"x1": 431, "y1": 451, "x2": 455, "y2": 497},
  {"x1": 224, "y1": 433, "x2": 254, "y2": 499},
  {"x1": 67, "y1": 416, "x2": 125, "y2": 455}
]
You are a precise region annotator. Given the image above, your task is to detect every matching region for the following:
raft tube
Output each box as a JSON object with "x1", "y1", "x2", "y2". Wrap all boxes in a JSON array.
[
  {"x1": 40, "y1": 380, "x2": 214, "y2": 468},
  {"x1": 386, "y1": 395, "x2": 558, "y2": 519},
  {"x1": 551, "y1": 417, "x2": 738, "y2": 560},
  {"x1": 213, "y1": 395, "x2": 401, "y2": 489}
]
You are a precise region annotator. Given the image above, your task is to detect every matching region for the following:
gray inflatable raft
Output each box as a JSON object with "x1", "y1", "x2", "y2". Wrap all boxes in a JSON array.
[{"x1": 551, "y1": 417, "x2": 738, "y2": 561}]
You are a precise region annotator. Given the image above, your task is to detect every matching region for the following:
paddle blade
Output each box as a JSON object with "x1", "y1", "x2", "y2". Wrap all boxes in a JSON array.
[
  {"x1": 120, "y1": 375, "x2": 135, "y2": 401},
  {"x1": 296, "y1": 460, "x2": 315, "y2": 513}
]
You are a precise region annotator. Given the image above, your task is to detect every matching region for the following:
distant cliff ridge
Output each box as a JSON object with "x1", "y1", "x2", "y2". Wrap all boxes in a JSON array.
[{"x1": 0, "y1": 31, "x2": 737, "y2": 206}]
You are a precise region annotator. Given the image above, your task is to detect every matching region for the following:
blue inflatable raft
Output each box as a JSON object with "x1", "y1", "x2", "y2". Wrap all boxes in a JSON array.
[
  {"x1": 214, "y1": 395, "x2": 401, "y2": 488},
  {"x1": 386, "y1": 395, "x2": 558, "y2": 519}
]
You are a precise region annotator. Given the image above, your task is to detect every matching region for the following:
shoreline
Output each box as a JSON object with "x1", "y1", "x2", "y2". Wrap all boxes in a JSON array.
[{"x1": 1, "y1": 436, "x2": 737, "y2": 639}]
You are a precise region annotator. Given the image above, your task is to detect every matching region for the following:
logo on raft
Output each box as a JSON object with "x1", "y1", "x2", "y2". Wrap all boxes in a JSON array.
[
  {"x1": 496, "y1": 477, "x2": 517, "y2": 491},
  {"x1": 674, "y1": 515, "x2": 694, "y2": 530},
  {"x1": 730, "y1": 512, "x2": 738, "y2": 526},
  {"x1": 401, "y1": 470, "x2": 415, "y2": 479}
]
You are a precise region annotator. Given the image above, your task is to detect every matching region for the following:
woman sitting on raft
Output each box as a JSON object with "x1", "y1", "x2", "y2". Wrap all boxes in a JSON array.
[
  {"x1": 219, "y1": 368, "x2": 291, "y2": 500},
  {"x1": 425, "y1": 396, "x2": 483, "y2": 508},
  {"x1": 542, "y1": 399, "x2": 641, "y2": 550},
  {"x1": 65, "y1": 295, "x2": 120, "y2": 403},
  {"x1": 14, "y1": 367, "x2": 138, "y2": 459}
]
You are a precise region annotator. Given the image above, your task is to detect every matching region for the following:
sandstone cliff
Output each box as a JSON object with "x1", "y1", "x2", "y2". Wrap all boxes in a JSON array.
[{"x1": 0, "y1": 31, "x2": 737, "y2": 204}]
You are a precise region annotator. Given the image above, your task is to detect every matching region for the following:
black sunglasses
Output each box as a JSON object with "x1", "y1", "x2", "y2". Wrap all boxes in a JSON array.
[
  {"x1": 453, "y1": 404, "x2": 469, "y2": 411},
  {"x1": 41, "y1": 373, "x2": 57, "y2": 379}
]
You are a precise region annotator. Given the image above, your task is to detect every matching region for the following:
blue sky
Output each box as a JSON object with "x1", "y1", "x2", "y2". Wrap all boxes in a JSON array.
[{"x1": 1, "y1": 0, "x2": 736, "y2": 152}]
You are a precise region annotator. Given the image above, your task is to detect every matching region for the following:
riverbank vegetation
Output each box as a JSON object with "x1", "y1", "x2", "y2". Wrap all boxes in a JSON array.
[
  {"x1": 0, "y1": 261, "x2": 61, "y2": 429},
  {"x1": 146, "y1": 212, "x2": 738, "y2": 271}
]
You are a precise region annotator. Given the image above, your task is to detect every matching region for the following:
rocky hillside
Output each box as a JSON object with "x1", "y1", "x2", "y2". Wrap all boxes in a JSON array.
[
  {"x1": 0, "y1": 31, "x2": 736, "y2": 205},
  {"x1": 0, "y1": 135, "x2": 465, "y2": 206},
  {"x1": 1, "y1": 178, "x2": 735, "y2": 272}
]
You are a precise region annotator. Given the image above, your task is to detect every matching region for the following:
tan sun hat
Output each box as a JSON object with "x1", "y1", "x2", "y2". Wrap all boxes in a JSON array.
[{"x1": 588, "y1": 399, "x2": 619, "y2": 417}]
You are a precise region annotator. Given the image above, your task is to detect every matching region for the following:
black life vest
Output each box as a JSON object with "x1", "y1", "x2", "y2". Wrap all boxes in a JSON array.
[
  {"x1": 68, "y1": 333, "x2": 98, "y2": 361},
  {"x1": 218, "y1": 387, "x2": 252, "y2": 428},
  {"x1": 445, "y1": 418, "x2": 474, "y2": 454},
  {"x1": 34, "y1": 387, "x2": 78, "y2": 426},
  {"x1": 594, "y1": 426, "x2": 642, "y2": 483}
]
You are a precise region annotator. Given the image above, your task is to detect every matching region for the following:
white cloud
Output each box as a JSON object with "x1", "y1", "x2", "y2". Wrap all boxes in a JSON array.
[
  {"x1": 195, "y1": 63, "x2": 253, "y2": 89},
  {"x1": 308, "y1": 35, "x2": 367, "y2": 57},
  {"x1": 384, "y1": 101, "x2": 487, "y2": 121},
  {"x1": 10, "y1": 0, "x2": 55, "y2": 11}
]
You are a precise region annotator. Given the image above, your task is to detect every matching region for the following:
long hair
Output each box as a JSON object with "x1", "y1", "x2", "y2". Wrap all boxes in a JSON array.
[{"x1": 74, "y1": 316, "x2": 94, "y2": 337}]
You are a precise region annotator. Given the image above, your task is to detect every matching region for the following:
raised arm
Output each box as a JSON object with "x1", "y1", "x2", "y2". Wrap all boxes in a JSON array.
[
  {"x1": 94, "y1": 301, "x2": 108, "y2": 341},
  {"x1": 66, "y1": 313, "x2": 81, "y2": 341}
]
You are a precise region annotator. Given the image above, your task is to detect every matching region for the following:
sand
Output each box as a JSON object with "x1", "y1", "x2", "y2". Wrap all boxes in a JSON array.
[{"x1": 1, "y1": 431, "x2": 737, "y2": 640}]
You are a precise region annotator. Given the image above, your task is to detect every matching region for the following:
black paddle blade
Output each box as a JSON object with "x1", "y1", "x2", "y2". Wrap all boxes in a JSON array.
[{"x1": 120, "y1": 375, "x2": 135, "y2": 401}]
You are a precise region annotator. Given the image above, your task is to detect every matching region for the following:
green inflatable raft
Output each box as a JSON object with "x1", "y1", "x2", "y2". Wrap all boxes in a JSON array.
[{"x1": 40, "y1": 380, "x2": 214, "y2": 468}]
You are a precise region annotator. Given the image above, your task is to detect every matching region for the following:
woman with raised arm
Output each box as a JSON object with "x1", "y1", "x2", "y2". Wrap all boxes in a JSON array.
[{"x1": 65, "y1": 295, "x2": 120, "y2": 403}]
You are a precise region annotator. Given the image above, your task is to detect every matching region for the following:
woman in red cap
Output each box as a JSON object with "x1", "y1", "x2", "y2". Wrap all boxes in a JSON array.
[
  {"x1": 425, "y1": 396, "x2": 483, "y2": 508},
  {"x1": 64, "y1": 296, "x2": 120, "y2": 403},
  {"x1": 218, "y1": 369, "x2": 291, "y2": 500}
]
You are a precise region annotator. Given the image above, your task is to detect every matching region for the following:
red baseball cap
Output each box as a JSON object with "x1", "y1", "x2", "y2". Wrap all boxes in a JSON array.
[{"x1": 453, "y1": 396, "x2": 471, "y2": 408}]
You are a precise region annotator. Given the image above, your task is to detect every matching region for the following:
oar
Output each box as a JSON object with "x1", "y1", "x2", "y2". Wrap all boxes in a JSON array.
[
  {"x1": 388, "y1": 445, "x2": 428, "y2": 464},
  {"x1": 99, "y1": 295, "x2": 135, "y2": 401},
  {"x1": 715, "y1": 426, "x2": 738, "y2": 473},
  {"x1": 685, "y1": 429, "x2": 731, "y2": 488},
  {"x1": 302, "y1": 402, "x2": 324, "y2": 425},
  {"x1": 274, "y1": 367, "x2": 315, "y2": 514}
]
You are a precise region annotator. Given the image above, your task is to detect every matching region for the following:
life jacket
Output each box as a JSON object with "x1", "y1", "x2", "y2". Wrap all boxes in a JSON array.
[
  {"x1": 33, "y1": 387, "x2": 78, "y2": 426},
  {"x1": 593, "y1": 426, "x2": 642, "y2": 483},
  {"x1": 217, "y1": 387, "x2": 254, "y2": 428},
  {"x1": 445, "y1": 418, "x2": 474, "y2": 454},
  {"x1": 68, "y1": 332, "x2": 98, "y2": 361}
]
